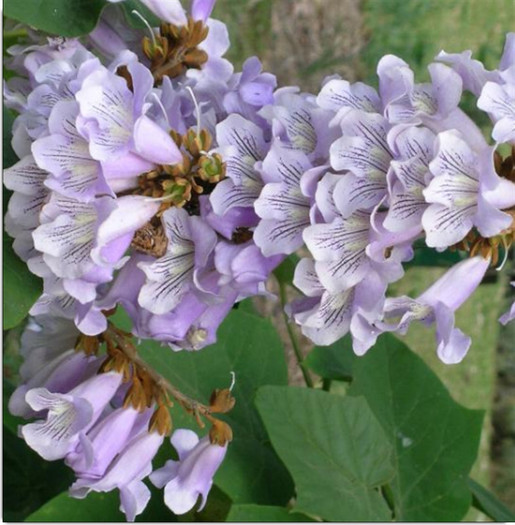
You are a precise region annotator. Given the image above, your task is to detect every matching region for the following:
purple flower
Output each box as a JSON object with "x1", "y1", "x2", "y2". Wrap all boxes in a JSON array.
[
  {"x1": 223, "y1": 56, "x2": 277, "y2": 126},
  {"x1": 377, "y1": 55, "x2": 462, "y2": 125},
  {"x1": 260, "y1": 88, "x2": 335, "y2": 162},
  {"x1": 32, "y1": 194, "x2": 118, "y2": 280},
  {"x1": 4, "y1": 155, "x2": 50, "y2": 262},
  {"x1": 31, "y1": 100, "x2": 110, "y2": 202},
  {"x1": 76, "y1": 60, "x2": 181, "y2": 166},
  {"x1": 20, "y1": 372, "x2": 122, "y2": 461},
  {"x1": 66, "y1": 407, "x2": 151, "y2": 480},
  {"x1": 150, "y1": 429, "x2": 227, "y2": 515},
  {"x1": 377, "y1": 255, "x2": 491, "y2": 363},
  {"x1": 137, "y1": 207, "x2": 217, "y2": 315},
  {"x1": 70, "y1": 429, "x2": 164, "y2": 522},
  {"x1": 210, "y1": 113, "x2": 269, "y2": 217},
  {"x1": 422, "y1": 130, "x2": 512, "y2": 248},
  {"x1": 9, "y1": 350, "x2": 100, "y2": 418},
  {"x1": 289, "y1": 257, "x2": 387, "y2": 350},
  {"x1": 477, "y1": 67, "x2": 515, "y2": 143},
  {"x1": 384, "y1": 125, "x2": 436, "y2": 233},
  {"x1": 329, "y1": 109, "x2": 391, "y2": 216},
  {"x1": 317, "y1": 77, "x2": 382, "y2": 119},
  {"x1": 437, "y1": 33, "x2": 515, "y2": 96},
  {"x1": 254, "y1": 142, "x2": 315, "y2": 256},
  {"x1": 215, "y1": 241, "x2": 281, "y2": 296}
]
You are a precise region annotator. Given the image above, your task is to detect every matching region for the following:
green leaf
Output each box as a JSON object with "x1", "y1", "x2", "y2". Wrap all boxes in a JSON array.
[
  {"x1": 135, "y1": 309, "x2": 294, "y2": 505},
  {"x1": 25, "y1": 491, "x2": 126, "y2": 523},
  {"x1": 25, "y1": 479, "x2": 230, "y2": 522},
  {"x1": 468, "y1": 477, "x2": 515, "y2": 522},
  {"x1": 4, "y1": 0, "x2": 107, "y2": 38},
  {"x1": 303, "y1": 334, "x2": 353, "y2": 381},
  {"x1": 347, "y1": 334, "x2": 484, "y2": 521},
  {"x1": 255, "y1": 386, "x2": 395, "y2": 521},
  {"x1": 225, "y1": 504, "x2": 315, "y2": 522},
  {"x1": 3, "y1": 235, "x2": 43, "y2": 330},
  {"x1": 273, "y1": 253, "x2": 300, "y2": 284},
  {"x1": 3, "y1": 425, "x2": 74, "y2": 521}
]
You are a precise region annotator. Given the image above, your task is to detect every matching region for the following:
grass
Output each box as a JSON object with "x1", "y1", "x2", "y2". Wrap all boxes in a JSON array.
[{"x1": 361, "y1": 0, "x2": 515, "y2": 84}]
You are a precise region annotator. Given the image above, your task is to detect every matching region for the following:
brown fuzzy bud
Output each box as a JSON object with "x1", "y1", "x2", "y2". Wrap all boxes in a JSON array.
[
  {"x1": 149, "y1": 404, "x2": 173, "y2": 435},
  {"x1": 209, "y1": 419, "x2": 233, "y2": 446},
  {"x1": 209, "y1": 388, "x2": 236, "y2": 414}
]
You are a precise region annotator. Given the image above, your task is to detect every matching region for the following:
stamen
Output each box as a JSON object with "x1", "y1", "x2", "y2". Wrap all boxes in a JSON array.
[
  {"x1": 185, "y1": 85, "x2": 202, "y2": 139},
  {"x1": 229, "y1": 371, "x2": 236, "y2": 392},
  {"x1": 496, "y1": 237, "x2": 510, "y2": 271},
  {"x1": 131, "y1": 10, "x2": 157, "y2": 48},
  {"x1": 150, "y1": 92, "x2": 170, "y2": 127}
]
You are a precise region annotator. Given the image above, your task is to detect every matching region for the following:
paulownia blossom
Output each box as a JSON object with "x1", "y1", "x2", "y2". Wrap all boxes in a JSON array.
[{"x1": 5, "y1": 3, "x2": 515, "y2": 522}]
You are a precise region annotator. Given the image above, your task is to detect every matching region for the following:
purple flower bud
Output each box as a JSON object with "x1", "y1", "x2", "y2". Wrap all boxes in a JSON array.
[
  {"x1": 70, "y1": 429, "x2": 164, "y2": 522},
  {"x1": 150, "y1": 429, "x2": 227, "y2": 515}
]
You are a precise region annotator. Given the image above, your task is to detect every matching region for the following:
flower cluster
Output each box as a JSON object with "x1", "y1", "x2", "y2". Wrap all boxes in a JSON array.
[
  {"x1": 4, "y1": 0, "x2": 281, "y2": 349},
  {"x1": 285, "y1": 44, "x2": 515, "y2": 364},
  {"x1": 4, "y1": 0, "x2": 515, "y2": 520},
  {"x1": 9, "y1": 314, "x2": 231, "y2": 521}
]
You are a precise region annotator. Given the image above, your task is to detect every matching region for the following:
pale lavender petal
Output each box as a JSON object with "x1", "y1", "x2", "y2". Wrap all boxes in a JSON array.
[
  {"x1": 293, "y1": 257, "x2": 325, "y2": 297},
  {"x1": 21, "y1": 390, "x2": 92, "y2": 460},
  {"x1": 133, "y1": 115, "x2": 182, "y2": 165},
  {"x1": 3, "y1": 155, "x2": 48, "y2": 195},
  {"x1": 434, "y1": 302, "x2": 470, "y2": 364},
  {"x1": 333, "y1": 172, "x2": 387, "y2": 217},
  {"x1": 330, "y1": 111, "x2": 391, "y2": 179},
  {"x1": 500, "y1": 33, "x2": 515, "y2": 70},
  {"x1": 192, "y1": 0, "x2": 216, "y2": 22},
  {"x1": 120, "y1": 481, "x2": 151, "y2": 522},
  {"x1": 76, "y1": 71, "x2": 134, "y2": 160},
  {"x1": 418, "y1": 255, "x2": 490, "y2": 311},
  {"x1": 140, "y1": 0, "x2": 187, "y2": 25},
  {"x1": 317, "y1": 78, "x2": 381, "y2": 115},
  {"x1": 422, "y1": 203, "x2": 475, "y2": 248},
  {"x1": 172, "y1": 429, "x2": 201, "y2": 460},
  {"x1": 427, "y1": 62, "x2": 462, "y2": 118},
  {"x1": 216, "y1": 114, "x2": 266, "y2": 186},
  {"x1": 436, "y1": 49, "x2": 494, "y2": 96},
  {"x1": 475, "y1": 192, "x2": 512, "y2": 238},
  {"x1": 92, "y1": 196, "x2": 160, "y2": 266}
]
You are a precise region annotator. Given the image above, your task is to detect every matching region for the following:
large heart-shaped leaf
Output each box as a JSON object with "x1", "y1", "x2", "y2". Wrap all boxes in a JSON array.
[
  {"x1": 303, "y1": 334, "x2": 353, "y2": 381},
  {"x1": 348, "y1": 334, "x2": 484, "y2": 521},
  {"x1": 255, "y1": 386, "x2": 395, "y2": 521}
]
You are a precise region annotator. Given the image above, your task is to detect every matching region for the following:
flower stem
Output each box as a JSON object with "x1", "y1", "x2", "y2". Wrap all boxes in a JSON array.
[
  {"x1": 278, "y1": 280, "x2": 314, "y2": 388},
  {"x1": 105, "y1": 323, "x2": 215, "y2": 423}
]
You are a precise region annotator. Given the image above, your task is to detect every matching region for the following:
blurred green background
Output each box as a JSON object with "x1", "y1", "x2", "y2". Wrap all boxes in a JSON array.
[{"x1": 212, "y1": 0, "x2": 515, "y2": 517}]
